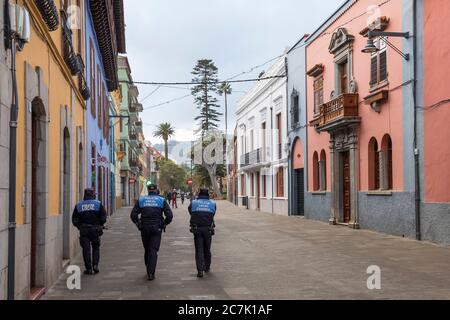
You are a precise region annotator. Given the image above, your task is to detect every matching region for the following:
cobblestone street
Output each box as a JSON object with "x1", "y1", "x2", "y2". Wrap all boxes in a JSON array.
[{"x1": 42, "y1": 201, "x2": 450, "y2": 300}]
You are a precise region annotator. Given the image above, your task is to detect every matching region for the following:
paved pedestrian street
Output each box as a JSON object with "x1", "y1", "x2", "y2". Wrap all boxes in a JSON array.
[{"x1": 42, "y1": 201, "x2": 450, "y2": 300}]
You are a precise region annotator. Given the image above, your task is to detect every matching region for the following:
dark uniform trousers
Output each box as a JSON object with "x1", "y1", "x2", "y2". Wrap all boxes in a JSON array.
[
  {"x1": 79, "y1": 227, "x2": 101, "y2": 270},
  {"x1": 194, "y1": 227, "x2": 212, "y2": 272},
  {"x1": 141, "y1": 225, "x2": 163, "y2": 276}
]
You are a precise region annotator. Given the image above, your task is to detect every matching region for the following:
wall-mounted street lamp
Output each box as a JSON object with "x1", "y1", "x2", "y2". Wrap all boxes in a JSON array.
[{"x1": 362, "y1": 30, "x2": 411, "y2": 61}]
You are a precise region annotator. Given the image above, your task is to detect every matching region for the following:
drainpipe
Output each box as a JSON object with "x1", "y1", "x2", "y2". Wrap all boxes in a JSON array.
[
  {"x1": 7, "y1": 25, "x2": 18, "y2": 301},
  {"x1": 413, "y1": 0, "x2": 421, "y2": 241},
  {"x1": 285, "y1": 56, "x2": 291, "y2": 216},
  {"x1": 270, "y1": 106, "x2": 274, "y2": 214}
]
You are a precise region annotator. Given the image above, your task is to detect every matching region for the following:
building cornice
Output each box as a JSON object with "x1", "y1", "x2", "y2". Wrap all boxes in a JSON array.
[
  {"x1": 25, "y1": 0, "x2": 86, "y2": 108},
  {"x1": 236, "y1": 58, "x2": 286, "y2": 115}
]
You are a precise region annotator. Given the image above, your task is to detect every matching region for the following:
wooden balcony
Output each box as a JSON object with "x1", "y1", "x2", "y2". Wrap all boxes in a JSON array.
[{"x1": 310, "y1": 93, "x2": 360, "y2": 132}]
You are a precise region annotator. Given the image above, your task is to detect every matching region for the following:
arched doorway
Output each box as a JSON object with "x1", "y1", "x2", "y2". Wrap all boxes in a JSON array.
[
  {"x1": 63, "y1": 128, "x2": 71, "y2": 260},
  {"x1": 31, "y1": 97, "x2": 47, "y2": 292},
  {"x1": 292, "y1": 138, "x2": 305, "y2": 216}
]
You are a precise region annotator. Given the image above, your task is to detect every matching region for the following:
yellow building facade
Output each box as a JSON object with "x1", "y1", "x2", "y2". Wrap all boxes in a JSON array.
[{"x1": 11, "y1": 0, "x2": 88, "y2": 299}]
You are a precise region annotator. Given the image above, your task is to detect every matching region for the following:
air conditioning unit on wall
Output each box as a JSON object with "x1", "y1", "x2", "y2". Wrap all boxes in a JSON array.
[{"x1": 9, "y1": 2, "x2": 31, "y2": 43}]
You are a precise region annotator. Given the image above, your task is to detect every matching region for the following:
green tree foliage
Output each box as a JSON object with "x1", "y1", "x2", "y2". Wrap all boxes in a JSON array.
[
  {"x1": 156, "y1": 159, "x2": 188, "y2": 193},
  {"x1": 191, "y1": 59, "x2": 222, "y2": 135}
]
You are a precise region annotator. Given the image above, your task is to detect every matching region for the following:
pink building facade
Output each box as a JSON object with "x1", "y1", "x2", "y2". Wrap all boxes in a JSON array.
[{"x1": 299, "y1": 0, "x2": 449, "y2": 244}]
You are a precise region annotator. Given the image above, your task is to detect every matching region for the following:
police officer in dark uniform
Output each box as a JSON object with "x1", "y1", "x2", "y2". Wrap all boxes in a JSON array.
[
  {"x1": 188, "y1": 188, "x2": 216, "y2": 278},
  {"x1": 72, "y1": 189, "x2": 107, "y2": 275},
  {"x1": 131, "y1": 183, "x2": 173, "y2": 281}
]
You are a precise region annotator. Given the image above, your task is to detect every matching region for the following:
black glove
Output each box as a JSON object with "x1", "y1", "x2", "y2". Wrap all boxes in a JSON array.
[{"x1": 135, "y1": 221, "x2": 142, "y2": 231}]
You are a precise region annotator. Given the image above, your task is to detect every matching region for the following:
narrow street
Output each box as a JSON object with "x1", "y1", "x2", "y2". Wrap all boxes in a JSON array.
[{"x1": 43, "y1": 201, "x2": 450, "y2": 300}]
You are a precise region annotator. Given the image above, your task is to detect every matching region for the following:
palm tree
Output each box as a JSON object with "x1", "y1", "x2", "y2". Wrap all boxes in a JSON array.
[
  {"x1": 153, "y1": 122, "x2": 175, "y2": 160},
  {"x1": 218, "y1": 82, "x2": 232, "y2": 137}
]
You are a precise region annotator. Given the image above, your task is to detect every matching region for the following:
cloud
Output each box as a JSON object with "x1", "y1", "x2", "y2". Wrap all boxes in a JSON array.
[{"x1": 124, "y1": 0, "x2": 344, "y2": 143}]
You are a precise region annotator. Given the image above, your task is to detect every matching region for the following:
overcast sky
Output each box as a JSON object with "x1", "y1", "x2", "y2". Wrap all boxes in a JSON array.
[{"x1": 123, "y1": 0, "x2": 344, "y2": 144}]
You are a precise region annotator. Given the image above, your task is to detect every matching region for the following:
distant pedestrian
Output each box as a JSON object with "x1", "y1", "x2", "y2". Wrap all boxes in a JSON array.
[
  {"x1": 181, "y1": 192, "x2": 185, "y2": 205},
  {"x1": 166, "y1": 191, "x2": 172, "y2": 203},
  {"x1": 131, "y1": 184, "x2": 173, "y2": 281},
  {"x1": 172, "y1": 189, "x2": 178, "y2": 208},
  {"x1": 72, "y1": 189, "x2": 107, "y2": 275}
]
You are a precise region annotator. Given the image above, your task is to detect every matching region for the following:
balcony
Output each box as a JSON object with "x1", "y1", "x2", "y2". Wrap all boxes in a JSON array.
[
  {"x1": 129, "y1": 85, "x2": 139, "y2": 98},
  {"x1": 129, "y1": 132, "x2": 138, "y2": 141},
  {"x1": 135, "y1": 120, "x2": 143, "y2": 133},
  {"x1": 310, "y1": 93, "x2": 360, "y2": 132},
  {"x1": 129, "y1": 102, "x2": 143, "y2": 113},
  {"x1": 129, "y1": 159, "x2": 139, "y2": 171},
  {"x1": 240, "y1": 148, "x2": 263, "y2": 169}
]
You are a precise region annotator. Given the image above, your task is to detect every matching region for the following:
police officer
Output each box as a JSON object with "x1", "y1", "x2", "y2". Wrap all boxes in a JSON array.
[
  {"x1": 131, "y1": 183, "x2": 173, "y2": 281},
  {"x1": 72, "y1": 189, "x2": 107, "y2": 275},
  {"x1": 188, "y1": 188, "x2": 216, "y2": 278}
]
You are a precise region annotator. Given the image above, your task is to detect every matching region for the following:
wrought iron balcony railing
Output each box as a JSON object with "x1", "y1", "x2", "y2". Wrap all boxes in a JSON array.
[
  {"x1": 129, "y1": 102, "x2": 143, "y2": 113},
  {"x1": 240, "y1": 148, "x2": 262, "y2": 168}
]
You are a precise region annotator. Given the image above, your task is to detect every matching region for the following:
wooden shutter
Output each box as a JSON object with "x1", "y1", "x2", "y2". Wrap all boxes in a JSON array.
[
  {"x1": 370, "y1": 56, "x2": 378, "y2": 85},
  {"x1": 379, "y1": 51, "x2": 387, "y2": 82}
]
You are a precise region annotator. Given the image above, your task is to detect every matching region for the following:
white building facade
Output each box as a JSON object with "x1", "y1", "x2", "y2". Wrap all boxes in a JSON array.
[{"x1": 236, "y1": 56, "x2": 289, "y2": 215}]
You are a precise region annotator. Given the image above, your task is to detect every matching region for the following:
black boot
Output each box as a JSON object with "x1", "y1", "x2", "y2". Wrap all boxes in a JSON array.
[
  {"x1": 197, "y1": 271, "x2": 204, "y2": 278},
  {"x1": 84, "y1": 269, "x2": 94, "y2": 275},
  {"x1": 93, "y1": 265, "x2": 100, "y2": 274},
  {"x1": 148, "y1": 274, "x2": 155, "y2": 281}
]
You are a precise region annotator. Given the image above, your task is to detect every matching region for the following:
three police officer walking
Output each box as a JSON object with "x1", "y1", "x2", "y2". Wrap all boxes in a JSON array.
[
  {"x1": 131, "y1": 183, "x2": 173, "y2": 281},
  {"x1": 188, "y1": 188, "x2": 217, "y2": 278},
  {"x1": 72, "y1": 189, "x2": 107, "y2": 275}
]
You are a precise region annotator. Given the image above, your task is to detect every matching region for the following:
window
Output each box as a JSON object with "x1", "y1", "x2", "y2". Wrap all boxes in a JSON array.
[
  {"x1": 380, "y1": 134, "x2": 393, "y2": 190},
  {"x1": 240, "y1": 174, "x2": 246, "y2": 196},
  {"x1": 262, "y1": 174, "x2": 267, "y2": 197},
  {"x1": 97, "y1": 66, "x2": 102, "y2": 129},
  {"x1": 319, "y1": 150, "x2": 327, "y2": 191},
  {"x1": 91, "y1": 144, "x2": 96, "y2": 190},
  {"x1": 261, "y1": 122, "x2": 266, "y2": 161},
  {"x1": 370, "y1": 38, "x2": 388, "y2": 87},
  {"x1": 276, "y1": 167, "x2": 284, "y2": 197},
  {"x1": 314, "y1": 76, "x2": 324, "y2": 114},
  {"x1": 338, "y1": 60, "x2": 349, "y2": 94},
  {"x1": 291, "y1": 91, "x2": 299, "y2": 127},
  {"x1": 250, "y1": 129, "x2": 254, "y2": 151},
  {"x1": 90, "y1": 40, "x2": 96, "y2": 117},
  {"x1": 250, "y1": 173, "x2": 254, "y2": 197},
  {"x1": 313, "y1": 152, "x2": 319, "y2": 191},
  {"x1": 368, "y1": 138, "x2": 380, "y2": 190},
  {"x1": 276, "y1": 113, "x2": 282, "y2": 160}
]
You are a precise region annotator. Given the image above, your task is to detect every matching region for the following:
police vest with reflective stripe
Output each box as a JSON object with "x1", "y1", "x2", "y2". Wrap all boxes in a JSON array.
[
  {"x1": 77, "y1": 200, "x2": 101, "y2": 213},
  {"x1": 191, "y1": 199, "x2": 216, "y2": 215},
  {"x1": 139, "y1": 195, "x2": 165, "y2": 209}
]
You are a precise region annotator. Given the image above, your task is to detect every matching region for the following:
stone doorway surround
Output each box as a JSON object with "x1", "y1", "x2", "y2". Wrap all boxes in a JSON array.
[{"x1": 329, "y1": 124, "x2": 360, "y2": 229}]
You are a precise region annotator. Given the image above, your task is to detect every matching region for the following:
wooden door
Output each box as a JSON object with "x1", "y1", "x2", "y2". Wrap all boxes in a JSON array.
[
  {"x1": 256, "y1": 172, "x2": 261, "y2": 210},
  {"x1": 295, "y1": 169, "x2": 305, "y2": 216},
  {"x1": 342, "y1": 151, "x2": 351, "y2": 223}
]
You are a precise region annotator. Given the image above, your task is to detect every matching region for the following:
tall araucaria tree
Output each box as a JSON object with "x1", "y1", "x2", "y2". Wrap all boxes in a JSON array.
[{"x1": 191, "y1": 59, "x2": 223, "y2": 197}]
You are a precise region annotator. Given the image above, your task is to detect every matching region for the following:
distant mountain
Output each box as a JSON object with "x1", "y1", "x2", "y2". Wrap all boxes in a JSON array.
[{"x1": 154, "y1": 140, "x2": 192, "y2": 165}]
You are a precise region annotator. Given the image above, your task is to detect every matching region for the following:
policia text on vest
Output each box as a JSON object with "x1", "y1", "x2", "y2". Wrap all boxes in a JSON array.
[
  {"x1": 72, "y1": 189, "x2": 108, "y2": 275},
  {"x1": 188, "y1": 190, "x2": 217, "y2": 278},
  {"x1": 131, "y1": 185, "x2": 173, "y2": 281}
]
